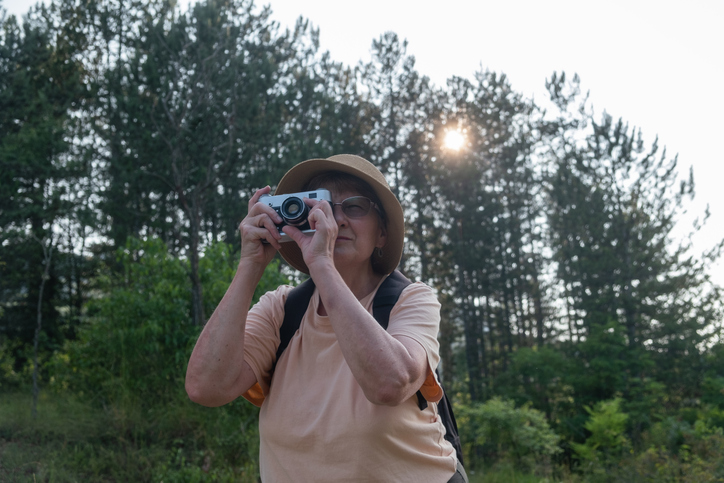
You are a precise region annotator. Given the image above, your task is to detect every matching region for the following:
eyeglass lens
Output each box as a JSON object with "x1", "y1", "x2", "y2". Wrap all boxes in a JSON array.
[{"x1": 335, "y1": 197, "x2": 373, "y2": 218}]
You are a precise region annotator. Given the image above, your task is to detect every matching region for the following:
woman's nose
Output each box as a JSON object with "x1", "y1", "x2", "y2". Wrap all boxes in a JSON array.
[{"x1": 332, "y1": 204, "x2": 348, "y2": 226}]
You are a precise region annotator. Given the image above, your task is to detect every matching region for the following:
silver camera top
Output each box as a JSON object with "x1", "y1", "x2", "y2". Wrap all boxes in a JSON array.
[{"x1": 258, "y1": 189, "x2": 331, "y2": 243}]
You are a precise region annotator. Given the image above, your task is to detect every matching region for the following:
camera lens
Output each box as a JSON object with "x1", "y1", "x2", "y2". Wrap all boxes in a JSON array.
[{"x1": 280, "y1": 197, "x2": 308, "y2": 225}]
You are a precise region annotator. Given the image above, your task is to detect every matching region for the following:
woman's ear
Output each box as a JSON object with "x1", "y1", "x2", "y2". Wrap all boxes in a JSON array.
[{"x1": 377, "y1": 223, "x2": 388, "y2": 248}]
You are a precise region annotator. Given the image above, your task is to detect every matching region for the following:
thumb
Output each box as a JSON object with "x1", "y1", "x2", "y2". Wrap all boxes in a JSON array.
[{"x1": 281, "y1": 225, "x2": 304, "y2": 246}]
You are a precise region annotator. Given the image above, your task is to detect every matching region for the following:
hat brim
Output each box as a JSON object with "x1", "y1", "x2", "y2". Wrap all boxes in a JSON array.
[{"x1": 274, "y1": 155, "x2": 404, "y2": 275}]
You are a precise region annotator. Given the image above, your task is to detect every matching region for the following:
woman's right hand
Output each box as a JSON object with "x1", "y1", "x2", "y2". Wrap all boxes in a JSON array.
[{"x1": 238, "y1": 186, "x2": 284, "y2": 267}]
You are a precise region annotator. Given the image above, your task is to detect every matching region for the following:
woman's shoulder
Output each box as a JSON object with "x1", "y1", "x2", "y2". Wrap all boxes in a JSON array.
[
  {"x1": 388, "y1": 279, "x2": 440, "y2": 319},
  {"x1": 253, "y1": 283, "x2": 297, "y2": 311},
  {"x1": 399, "y1": 279, "x2": 437, "y2": 300}
]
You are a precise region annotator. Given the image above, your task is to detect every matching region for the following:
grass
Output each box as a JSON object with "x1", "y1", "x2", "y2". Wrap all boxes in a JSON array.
[
  {"x1": 0, "y1": 389, "x2": 260, "y2": 482},
  {"x1": 0, "y1": 390, "x2": 157, "y2": 482},
  {"x1": 1, "y1": 392, "x2": 93, "y2": 481},
  {"x1": 3, "y1": 389, "x2": 560, "y2": 483},
  {"x1": 467, "y1": 463, "x2": 567, "y2": 483},
  {"x1": 8, "y1": 389, "x2": 720, "y2": 483}
]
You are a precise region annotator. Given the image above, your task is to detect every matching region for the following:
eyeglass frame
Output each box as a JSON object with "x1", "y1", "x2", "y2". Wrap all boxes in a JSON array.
[{"x1": 327, "y1": 196, "x2": 382, "y2": 219}]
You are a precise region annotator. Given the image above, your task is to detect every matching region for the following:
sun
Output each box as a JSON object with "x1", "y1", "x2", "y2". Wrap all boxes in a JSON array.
[{"x1": 443, "y1": 130, "x2": 465, "y2": 151}]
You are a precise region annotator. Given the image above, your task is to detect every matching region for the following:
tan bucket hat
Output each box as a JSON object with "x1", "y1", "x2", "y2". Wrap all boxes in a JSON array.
[{"x1": 274, "y1": 154, "x2": 404, "y2": 275}]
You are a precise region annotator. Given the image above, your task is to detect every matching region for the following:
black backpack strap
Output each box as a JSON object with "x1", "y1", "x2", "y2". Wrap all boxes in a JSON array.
[
  {"x1": 274, "y1": 277, "x2": 315, "y2": 369},
  {"x1": 373, "y1": 270, "x2": 412, "y2": 329},
  {"x1": 372, "y1": 272, "x2": 434, "y2": 413}
]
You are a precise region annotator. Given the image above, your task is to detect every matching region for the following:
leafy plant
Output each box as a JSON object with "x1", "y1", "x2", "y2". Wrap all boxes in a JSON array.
[
  {"x1": 51, "y1": 237, "x2": 288, "y2": 410},
  {"x1": 571, "y1": 398, "x2": 630, "y2": 467},
  {"x1": 458, "y1": 397, "x2": 561, "y2": 472}
]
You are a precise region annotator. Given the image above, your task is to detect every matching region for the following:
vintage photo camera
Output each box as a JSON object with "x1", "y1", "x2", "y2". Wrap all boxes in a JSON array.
[{"x1": 258, "y1": 189, "x2": 332, "y2": 243}]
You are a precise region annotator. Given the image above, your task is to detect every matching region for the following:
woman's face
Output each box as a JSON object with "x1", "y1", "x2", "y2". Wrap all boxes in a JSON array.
[{"x1": 324, "y1": 187, "x2": 387, "y2": 272}]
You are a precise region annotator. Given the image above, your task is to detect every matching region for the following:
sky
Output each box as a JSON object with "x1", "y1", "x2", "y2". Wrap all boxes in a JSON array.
[{"x1": 3, "y1": 0, "x2": 723, "y2": 284}]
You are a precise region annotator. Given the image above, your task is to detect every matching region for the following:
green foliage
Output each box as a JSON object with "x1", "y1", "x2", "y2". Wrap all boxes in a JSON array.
[
  {"x1": 467, "y1": 462, "x2": 557, "y2": 483},
  {"x1": 37, "y1": 237, "x2": 289, "y2": 480},
  {"x1": 200, "y1": 241, "x2": 242, "y2": 316},
  {"x1": 52, "y1": 237, "x2": 194, "y2": 407},
  {"x1": 570, "y1": 323, "x2": 631, "y2": 402},
  {"x1": 571, "y1": 398, "x2": 630, "y2": 467},
  {"x1": 702, "y1": 343, "x2": 724, "y2": 410},
  {"x1": 544, "y1": 73, "x2": 723, "y2": 408},
  {"x1": 0, "y1": 338, "x2": 23, "y2": 388},
  {"x1": 587, "y1": 416, "x2": 724, "y2": 483},
  {"x1": 2, "y1": 0, "x2": 723, "y2": 479},
  {"x1": 0, "y1": 390, "x2": 261, "y2": 482},
  {"x1": 0, "y1": 0, "x2": 90, "y2": 382},
  {"x1": 51, "y1": 237, "x2": 288, "y2": 409},
  {"x1": 624, "y1": 440, "x2": 724, "y2": 483},
  {"x1": 458, "y1": 397, "x2": 561, "y2": 472},
  {"x1": 702, "y1": 376, "x2": 724, "y2": 409},
  {"x1": 498, "y1": 346, "x2": 572, "y2": 421}
]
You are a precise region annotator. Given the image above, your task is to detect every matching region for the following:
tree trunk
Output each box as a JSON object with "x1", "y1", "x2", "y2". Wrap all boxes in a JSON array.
[
  {"x1": 189, "y1": 210, "x2": 205, "y2": 326},
  {"x1": 532, "y1": 271, "x2": 545, "y2": 346},
  {"x1": 32, "y1": 236, "x2": 54, "y2": 419}
]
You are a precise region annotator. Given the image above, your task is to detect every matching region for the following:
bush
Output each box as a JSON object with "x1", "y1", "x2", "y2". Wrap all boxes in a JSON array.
[
  {"x1": 50, "y1": 237, "x2": 197, "y2": 407},
  {"x1": 571, "y1": 398, "x2": 630, "y2": 467},
  {"x1": 33, "y1": 237, "x2": 291, "y2": 480},
  {"x1": 606, "y1": 418, "x2": 724, "y2": 483},
  {"x1": 50, "y1": 237, "x2": 288, "y2": 409},
  {"x1": 0, "y1": 338, "x2": 23, "y2": 389},
  {"x1": 458, "y1": 397, "x2": 561, "y2": 472}
]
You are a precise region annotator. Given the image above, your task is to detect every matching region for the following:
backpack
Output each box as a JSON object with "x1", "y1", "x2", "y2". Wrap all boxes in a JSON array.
[{"x1": 273, "y1": 269, "x2": 464, "y2": 466}]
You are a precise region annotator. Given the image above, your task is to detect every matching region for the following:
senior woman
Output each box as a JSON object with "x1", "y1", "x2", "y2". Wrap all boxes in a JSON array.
[{"x1": 186, "y1": 154, "x2": 466, "y2": 482}]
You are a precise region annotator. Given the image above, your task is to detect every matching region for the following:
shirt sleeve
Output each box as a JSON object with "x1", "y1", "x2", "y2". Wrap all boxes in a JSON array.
[
  {"x1": 241, "y1": 284, "x2": 293, "y2": 406},
  {"x1": 386, "y1": 282, "x2": 444, "y2": 403}
]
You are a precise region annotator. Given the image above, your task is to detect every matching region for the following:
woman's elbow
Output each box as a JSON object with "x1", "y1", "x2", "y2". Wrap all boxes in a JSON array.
[
  {"x1": 185, "y1": 377, "x2": 221, "y2": 407},
  {"x1": 366, "y1": 363, "x2": 425, "y2": 406},
  {"x1": 185, "y1": 378, "x2": 207, "y2": 405},
  {"x1": 365, "y1": 379, "x2": 413, "y2": 407}
]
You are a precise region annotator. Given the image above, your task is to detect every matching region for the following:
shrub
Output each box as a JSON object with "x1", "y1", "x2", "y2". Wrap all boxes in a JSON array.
[
  {"x1": 50, "y1": 237, "x2": 196, "y2": 407},
  {"x1": 458, "y1": 397, "x2": 561, "y2": 472},
  {"x1": 40, "y1": 237, "x2": 289, "y2": 480},
  {"x1": 571, "y1": 398, "x2": 630, "y2": 468},
  {"x1": 50, "y1": 237, "x2": 288, "y2": 410},
  {"x1": 611, "y1": 419, "x2": 724, "y2": 483}
]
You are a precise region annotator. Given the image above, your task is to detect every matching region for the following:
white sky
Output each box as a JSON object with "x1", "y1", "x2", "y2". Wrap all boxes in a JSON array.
[{"x1": 3, "y1": 0, "x2": 723, "y2": 285}]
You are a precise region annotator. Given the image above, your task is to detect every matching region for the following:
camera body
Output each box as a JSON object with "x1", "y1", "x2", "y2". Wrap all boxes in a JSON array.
[{"x1": 258, "y1": 189, "x2": 332, "y2": 243}]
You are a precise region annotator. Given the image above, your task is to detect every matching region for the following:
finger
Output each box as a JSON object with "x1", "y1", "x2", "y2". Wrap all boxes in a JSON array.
[
  {"x1": 248, "y1": 186, "x2": 272, "y2": 211},
  {"x1": 240, "y1": 217, "x2": 279, "y2": 251},
  {"x1": 304, "y1": 198, "x2": 333, "y2": 230},
  {"x1": 245, "y1": 224, "x2": 282, "y2": 251},
  {"x1": 305, "y1": 197, "x2": 332, "y2": 214},
  {"x1": 246, "y1": 213, "x2": 282, "y2": 241},
  {"x1": 281, "y1": 225, "x2": 303, "y2": 246},
  {"x1": 248, "y1": 200, "x2": 283, "y2": 225},
  {"x1": 264, "y1": 233, "x2": 283, "y2": 251}
]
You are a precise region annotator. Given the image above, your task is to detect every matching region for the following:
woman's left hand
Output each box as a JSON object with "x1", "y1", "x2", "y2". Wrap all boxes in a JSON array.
[{"x1": 282, "y1": 198, "x2": 338, "y2": 271}]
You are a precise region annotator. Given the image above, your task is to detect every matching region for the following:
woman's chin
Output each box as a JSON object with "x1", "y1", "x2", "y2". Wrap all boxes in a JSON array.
[{"x1": 333, "y1": 251, "x2": 372, "y2": 271}]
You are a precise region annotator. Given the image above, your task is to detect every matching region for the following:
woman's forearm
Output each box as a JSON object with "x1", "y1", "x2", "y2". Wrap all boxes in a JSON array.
[
  {"x1": 185, "y1": 260, "x2": 266, "y2": 407},
  {"x1": 310, "y1": 262, "x2": 427, "y2": 406}
]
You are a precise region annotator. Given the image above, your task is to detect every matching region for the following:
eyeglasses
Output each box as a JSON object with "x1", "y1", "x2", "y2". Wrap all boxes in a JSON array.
[{"x1": 329, "y1": 196, "x2": 380, "y2": 219}]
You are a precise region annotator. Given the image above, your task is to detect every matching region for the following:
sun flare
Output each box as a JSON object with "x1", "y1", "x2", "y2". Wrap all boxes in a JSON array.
[{"x1": 443, "y1": 130, "x2": 465, "y2": 151}]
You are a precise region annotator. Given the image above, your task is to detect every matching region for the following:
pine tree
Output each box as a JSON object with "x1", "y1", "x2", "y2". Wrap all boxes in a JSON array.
[
  {"x1": 436, "y1": 71, "x2": 544, "y2": 400},
  {"x1": 0, "y1": 2, "x2": 88, "y2": 393},
  {"x1": 543, "y1": 72, "x2": 723, "y2": 407},
  {"x1": 93, "y1": 0, "x2": 316, "y2": 324}
]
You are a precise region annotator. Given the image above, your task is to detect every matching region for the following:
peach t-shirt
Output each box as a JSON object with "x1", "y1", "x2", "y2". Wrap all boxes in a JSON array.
[{"x1": 242, "y1": 276, "x2": 457, "y2": 482}]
